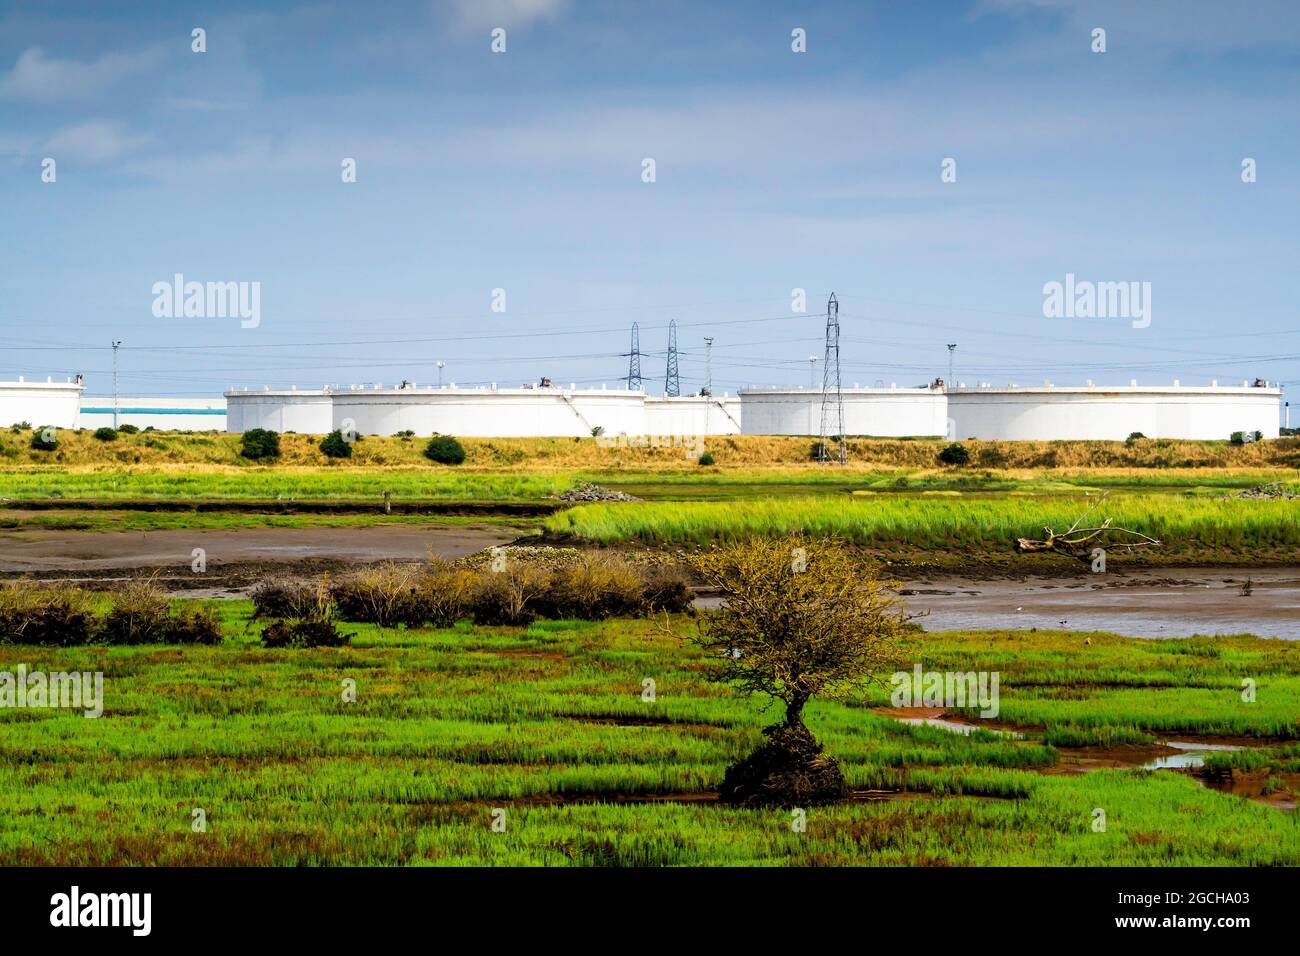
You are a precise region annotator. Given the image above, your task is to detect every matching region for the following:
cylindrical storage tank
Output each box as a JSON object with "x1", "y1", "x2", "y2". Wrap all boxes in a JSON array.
[
  {"x1": 947, "y1": 385, "x2": 1283, "y2": 440},
  {"x1": 224, "y1": 390, "x2": 333, "y2": 434},
  {"x1": 0, "y1": 379, "x2": 83, "y2": 429},
  {"x1": 740, "y1": 387, "x2": 947, "y2": 437},
  {"x1": 644, "y1": 396, "x2": 742, "y2": 437},
  {"x1": 330, "y1": 387, "x2": 647, "y2": 437}
]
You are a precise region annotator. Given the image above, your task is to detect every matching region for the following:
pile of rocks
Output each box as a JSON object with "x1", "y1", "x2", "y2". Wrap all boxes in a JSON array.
[
  {"x1": 1232, "y1": 482, "x2": 1299, "y2": 500},
  {"x1": 557, "y1": 482, "x2": 639, "y2": 502}
]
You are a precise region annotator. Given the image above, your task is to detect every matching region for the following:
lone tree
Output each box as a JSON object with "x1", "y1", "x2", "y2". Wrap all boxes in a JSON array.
[{"x1": 686, "y1": 537, "x2": 908, "y2": 807}]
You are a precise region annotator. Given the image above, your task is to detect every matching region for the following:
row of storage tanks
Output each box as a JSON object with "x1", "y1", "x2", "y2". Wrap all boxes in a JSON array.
[
  {"x1": 0, "y1": 379, "x2": 1284, "y2": 441},
  {"x1": 222, "y1": 381, "x2": 1284, "y2": 441}
]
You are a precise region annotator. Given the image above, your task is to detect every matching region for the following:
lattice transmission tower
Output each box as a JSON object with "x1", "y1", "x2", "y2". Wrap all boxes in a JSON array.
[
  {"x1": 817, "y1": 293, "x2": 846, "y2": 463},
  {"x1": 626, "y1": 322, "x2": 642, "y2": 391},
  {"x1": 664, "y1": 319, "x2": 680, "y2": 397}
]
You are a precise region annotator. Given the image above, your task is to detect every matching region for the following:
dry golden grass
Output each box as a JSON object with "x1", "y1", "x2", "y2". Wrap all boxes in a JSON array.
[{"x1": 3, "y1": 426, "x2": 1298, "y2": 470}]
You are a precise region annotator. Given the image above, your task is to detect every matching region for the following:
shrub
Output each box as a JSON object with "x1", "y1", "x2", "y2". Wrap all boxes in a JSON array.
[
  {"x1": 93, "y1": 427, "x2": 118, "y2": 442},
  {"x1": 534, "y1": 554, "x2": 646, "y2": 620},
  {"x1": 100, "y1": 580, "x2": 171, "y2": 645},
  {"x1": 166, "y1": 606, "x2": 224, "y2": 645},
  {"x1": 641, "y1": 564, "x2": 695, "y2": 613},
  {"x1": 698, "y1": 451, "x2": 716, "y2": 466},
  {"x1": 938, "y1": 443, "x2": 970, "y2": 466},
  {"x1": 319, "y1": 430, "x2": 353, "y2": 458},
  {"x1": 332, "y1": 563, "x2": 424, "y2": 628},
  {"x1": 413, "y1": 564, "x2": 477, "y2": 627},
  {"x1": 424, "y1": 434, "x2": 466, "y2": 465},
  {"x1": 1252, "y1": 431, "x2": 1264, "y2": 443},
  {"x1": 240, "y1": 428, "x2": 281, "y2": 460},
  {"x1": 118, "y1": 423, "x2": 140, "y2": 435},
  {"x1": 470, "y1": 565, "x2": 548, "y2": 627},
  {"x1": 1229, "y1": 431, "x2": 1246, "y2": 445},
  {"x1": 261, "y1": 578, "x2": 350, "y2": 648},
  {"x1": 30, "y1": 427, "x2": 57, "y2": 451},
  {"x1": 0, "y1": 583, "x2": 98, "y2": 646},
  {"x1": 251, "y1": 581, "x2": 319, "y2": 620},
  {"x1": 395, "y1": 430, "x2": 415, "y2": 439},
  {"x1": 1126, "y1": 432, "x2": 1147, "y2": 445},
  {"x1": 261, "y1": 617, "x2": 350, "y2": 648}
]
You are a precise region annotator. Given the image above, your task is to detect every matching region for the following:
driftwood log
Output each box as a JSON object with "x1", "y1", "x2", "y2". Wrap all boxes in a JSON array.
[{"x1": 1015, "y1": 494, "x2": 1161, "y2": 562}]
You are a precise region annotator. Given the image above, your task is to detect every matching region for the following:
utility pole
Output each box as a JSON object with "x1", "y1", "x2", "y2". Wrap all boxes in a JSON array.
[
  {"x1": 665, "y1": 319, "x2": 680, "y2": 397},
  {"x1": 703, "y1": 336, "x2": 714, "y2": 439},
  {"x1": 817, "y1": 293, "x2": 846, "y2": 464},
  {"x1": 111, "y1": 340, "x2": 122, "y2": 428},
  {"x1": 808, "y1": 355, "x2": 818, "y2": 390},
  {"x1": 437, "y1": 361, "x2": 444, "y2": 387},
  {"x1": 947, "y1": 344, "x2": 957, "y2": 387},
  {"x1": 627, "y1": 323, "x2": 643, "y2": 391},
  {"x1": 702, "y1": 337, "x2": 713, "y2": 396}
]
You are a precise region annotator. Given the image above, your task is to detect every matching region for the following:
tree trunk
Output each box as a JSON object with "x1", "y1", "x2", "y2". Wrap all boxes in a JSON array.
[{"x1": 785, "y1": 694, "x2": 808, "y2": 729}]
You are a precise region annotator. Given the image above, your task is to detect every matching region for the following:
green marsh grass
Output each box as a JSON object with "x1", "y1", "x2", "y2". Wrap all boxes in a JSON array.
[{"x1": 1, "y1": 606, "x2": 1296, "y2": 865}]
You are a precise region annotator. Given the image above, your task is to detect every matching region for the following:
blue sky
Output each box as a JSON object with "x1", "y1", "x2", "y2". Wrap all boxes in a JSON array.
[{"x1": 2, "y1": 0, "x2": 1298, "y2": 397}]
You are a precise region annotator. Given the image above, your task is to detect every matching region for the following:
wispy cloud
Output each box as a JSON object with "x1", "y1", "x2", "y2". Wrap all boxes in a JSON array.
[
  {"x1": 43, "y1": 121, "x2": 152, "y2": 163},
  {"x1": 437, "y1": 0, "x2": 571, "y2": 33},
  {"x1": 0, "y1": 45, "x2": 161, "y2": 102}
]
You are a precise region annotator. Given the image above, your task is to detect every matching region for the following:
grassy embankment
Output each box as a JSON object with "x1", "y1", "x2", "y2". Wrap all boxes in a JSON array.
[
  {"x1": 1, "y1": 607, "x2": 1296, "y2": 865},
  {"x1": 3, "y1": 430, "x2": 1295, "y2": 547},
  {"x1": 547, "y1": 495, "x2": 1300, "y2": 568}
]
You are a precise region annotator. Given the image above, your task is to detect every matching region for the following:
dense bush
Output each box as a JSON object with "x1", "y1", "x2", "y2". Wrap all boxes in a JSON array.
[
  {"x1": 166, "y1": 606, "x2": 224, "y2": 645},
  {"x1": 326, "y1": 555, "x2": 693, "y2": 628},
  {"x1": 1126, "y1": 432, "x2": 1147, "y2": 444},
  {"x1": 698, "y1": 451, "x2": 716, "y2": 466},
  {"x1": 93, "y1": 427, "x2": 118, "y2": 442},
  {"x1": 319, "y1": 430, "x2": 353, "y2": 458},
  {"x1": 640, "y1": 565, "x2": 695, "y2": 613},
  {"x1": 424, "y1": 434, "x2": 466, "y2": 465},
  {"x1": 251, "y1": 581, "x2": 319, "y2": 620},
  {"x1": 0, "y1": 584, "x2": 98, "y2": 646},
  {"x1": 0, "y1": 581, "x2": 226, "y2": 646},
  {"x1": 261, "y1": 616, "x2": 350, "y2": 648},
  {"x1": 118, "y1": 423, "x2": 140, "y2": 435},
  {"x1": 240, "y1": 428, "x2": 281, "y2": 460},
  {"x1": 470, "y1": 565, "x2": 548, "y2": 627},
  {"x1": 531, "y1": 555, "x2": 646, "y2": 620},
  {"x1": 938, "y1": 442, "x2": 970, "y2": 466},
  {"x1": 332, "y1": 563, "x2": 423, "y2": 628},
  {"x1": 414, "y1": 564, "x2": 478, "y2": 627},
  {"x1": 99, "y1": 581, "x2": 171, "y2": 645},
  {"x1": 30, "y1": 427, "x2": 57, "y2": 451}
]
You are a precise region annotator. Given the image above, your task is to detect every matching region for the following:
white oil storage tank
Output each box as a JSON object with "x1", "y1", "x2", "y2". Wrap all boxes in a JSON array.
[
  {"x1": 225, "y1": 388, "x2": 334, "y2": 434},
  {"x1": 0, "y1": 377, "x2": 84, "y2": 429},
  {"x1": 327, "y1": 384, "x2": 647, "y2": 438},
  {"x1": 947, "y1": 383, "x2": 1283, "y2": 440},
  {"x1": 740, "y1": 386, "x2": 947, "y2": 437}
]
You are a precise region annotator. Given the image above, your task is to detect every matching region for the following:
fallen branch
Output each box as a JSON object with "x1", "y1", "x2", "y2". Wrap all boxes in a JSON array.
[{"x1": 1014, "y1": 493, "x2": 1162, "y2": 562}]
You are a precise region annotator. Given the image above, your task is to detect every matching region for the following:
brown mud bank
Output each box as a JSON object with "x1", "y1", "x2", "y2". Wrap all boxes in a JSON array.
[
  {"x1": 898, "y1": 565, "x2": 1300, "y2": 640},
  {"x1": 0, "y1": 523, "x2": 523, "y2": 591}
]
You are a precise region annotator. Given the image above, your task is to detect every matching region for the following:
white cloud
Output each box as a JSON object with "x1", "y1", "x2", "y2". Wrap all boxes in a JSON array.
[
  {"x1": 0, "y1": 46, "x2": 161, "y2": 102},
  {"x1": 43, "y1": 121, "x2": 152, "y2": 163},
  {"x1": 438, "y1": 0, "x2": 570, "y2": 32}
]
